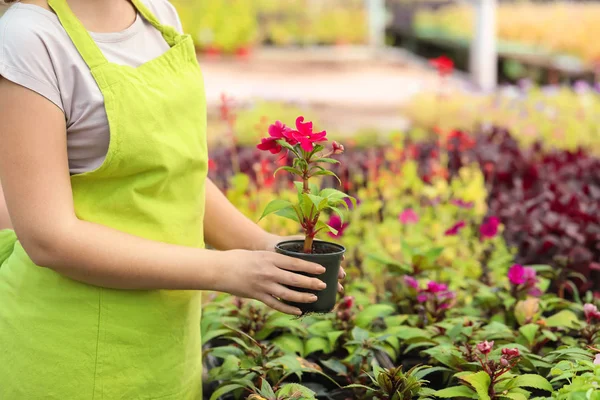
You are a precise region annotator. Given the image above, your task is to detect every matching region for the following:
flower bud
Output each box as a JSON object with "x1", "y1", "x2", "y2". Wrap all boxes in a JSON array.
[
  {"x1": 332, "y1": 141, "x2": 345, "y2": 155},
  {"x1": 477, "y1": 340, "x2": 494, "y2": 355}
]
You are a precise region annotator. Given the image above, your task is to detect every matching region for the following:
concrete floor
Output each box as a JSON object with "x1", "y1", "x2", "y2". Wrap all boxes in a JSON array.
[{"x1": 200, "y1": 47, "x2": 467, "y2": 135}]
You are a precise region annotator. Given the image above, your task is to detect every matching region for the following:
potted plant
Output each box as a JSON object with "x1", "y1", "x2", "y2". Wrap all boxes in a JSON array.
[{"x1": 257, "y1": 116, "x2": 355, "y2": 314}]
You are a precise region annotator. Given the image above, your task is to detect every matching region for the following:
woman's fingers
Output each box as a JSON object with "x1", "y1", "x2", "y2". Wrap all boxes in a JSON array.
[
  {"x1": 338, "y1": 282, "x2": 344, "y2": 294},
  {"x1": 338, "y1": 266, "x2": 346, "y2": 279},
  {"x1": 273, "y1": 253, "x2": 325, "y2": 275},
  {"x1": 277, "y1": 269, "x2": 326, "y2": 291},
  {"x1": 259, "y1": 294, "x2": 302, "y2": 316},
  {"x1": 269, "y1": 283, "x2": 318, "y2": 304}
]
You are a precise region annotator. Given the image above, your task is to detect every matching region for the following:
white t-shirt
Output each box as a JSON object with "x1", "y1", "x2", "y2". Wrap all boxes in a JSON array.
[{"x1": 0, "y1": 0, "x2": 184, "y2": 174}]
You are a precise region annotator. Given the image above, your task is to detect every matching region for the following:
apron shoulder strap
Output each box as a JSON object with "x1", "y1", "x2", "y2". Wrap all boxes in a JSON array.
[
  {"x1": 47, "y1": 0, "x2": 108, "y2": 70},
  {"x1": 130, "y1": 0, "x2": 181, "y2": 47}
]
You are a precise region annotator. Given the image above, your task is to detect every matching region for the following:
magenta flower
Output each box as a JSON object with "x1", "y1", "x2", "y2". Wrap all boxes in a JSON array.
[
  {"x1": 257, "y1": 120, "x2": 296, "y2": 154},
  {"x1": 444, "y1": 221, "x2": 466, "y2": 236},
  {"x1": 508, "y1": 264, "x2": 526, "y2": 285},
  {"x1": 399, "y1": 208, "x2": 419, "y2": 224},
  {"x1": 477, "y1": 340, "x2": 494, "y2": 355},
  {"x1": 291, "y1": 116, "x2": 327, "y2": 152},
  {"x1": 327, "y1": 214, "x2": 348, "y2": 238},
  {"x1": 426, "y1": 281, "x2": 448, "y2": 294},
  {"x1": 508, "y1": 264, "x2": 537, "y2": 286},
  {"x1": 480, "y1": 216, "x2": 500, "y2": 239},
  {"x1": 416, "y1": 294, "x2": 428, "y2": 303},
  {"x1": 332, "y1": 141, "x2": 345, "y2": 155},
  {"x1": 404, "y1": 276, "x2": 419, "y2": 289},
  {"x1": 584, "y1": 303, "x2": 600, "y2": 324}
]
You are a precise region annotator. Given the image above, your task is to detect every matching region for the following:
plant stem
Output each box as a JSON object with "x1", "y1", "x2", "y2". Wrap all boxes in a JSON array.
[
  {"x1": 303, "y1": 235, "x2": 314, "y2": 254},
  {"x1": 303, "y1": 176, "x2": 309, "y2": 193}
]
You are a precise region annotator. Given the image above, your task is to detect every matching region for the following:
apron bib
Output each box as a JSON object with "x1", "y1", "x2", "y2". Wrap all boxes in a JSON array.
[{"x1": 0, "y1": 0, "x2": 208, "y2": 398}]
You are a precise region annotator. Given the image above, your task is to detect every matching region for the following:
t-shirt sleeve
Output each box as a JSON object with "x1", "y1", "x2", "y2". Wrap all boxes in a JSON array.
[{"x1": 0, "y1": 10, "x2": 63, "y2": 110}]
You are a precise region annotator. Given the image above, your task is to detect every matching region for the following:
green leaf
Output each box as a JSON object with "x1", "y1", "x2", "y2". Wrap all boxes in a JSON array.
[
  {"x1": 355, "y1": 304, "x2": 396, "y2": 328},
  {"x1": 202, "y1": 328, "x2": 231, "y2": 344},
  {"x1": 352, "y1": 326, "x2": 370, "y2": 342},
  {"x1": 259, "y1": 199, "x2": 294, "y2": 221},
  {"x1": 315, "y1": 157, "x2": 341, "y2": 164},
  {"x1": 275, "y1": 206, "x2": 300, "y2": 223},
  {"x1": 305, "y1": 337, "x2": 330, "y2": 356},
  {"x1": 314, "y1": 220, "x2": 337, "y2": 235},
  {"x1": 313, "y1": 169, "x2": 341, "y2": 184},
  {"x1": 305, "y1": 194, "x2": 328, "y2": 211},
  {"x1": 458, "y1": 371, "x2": 491, "y2": 400},
  {"x1": 277, "y1": 383, "x2": 317, "y2": 399},
  {"x1": 272, "y1": 334, "x2": 304, "y2": 356},
  {"x1": 366, "y1": 253, "x2": 408, "y2": 270},
  {"x1": 497, "y1": 393, "x2": 528, "y2": 400},
  {"x1": 544, "y1": 310, "x2": 579, "y2": 328},
  {"x1": 433, "y1": 386, "x2": 478, "y2": 398},
  {"x1": 274, "y1": 166, "x2": 302, "y2": 176},
  {"x1": 307, "y1": 320, "x2": 333, "y2": 335},
  {"x1": 519, "y1": 324, "x2": 540, "y2": 347},
  {"x1": 326, "y1": 330, "x2": 345, "y2": 348},
  {"x1": 511, "y1": 374, "x2": 553, "y2": 392},
  {"x1": 319, "y1": 188, "x2": 349, "y2": 201},
  {"x1": 209, "y1": 383, "x2": 245, "y2": 400},
  {"x1": 260, "y1": 379, "x2": 277, "y2": 397}
]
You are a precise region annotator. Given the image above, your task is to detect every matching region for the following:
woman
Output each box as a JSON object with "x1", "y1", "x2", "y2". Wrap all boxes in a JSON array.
[{"x1": 0, "y1": 0, "x2": 344, "y2": 398}]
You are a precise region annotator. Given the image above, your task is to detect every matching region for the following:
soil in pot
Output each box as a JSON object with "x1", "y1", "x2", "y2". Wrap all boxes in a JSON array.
[{"x1": 275, "y1": 240, "x2": 345, "y2": 315}]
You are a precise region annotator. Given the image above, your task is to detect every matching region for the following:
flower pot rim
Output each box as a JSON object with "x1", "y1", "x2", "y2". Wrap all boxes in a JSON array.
[{"x1": 275, "y1": 240, "x2": 346, "y2": 256}]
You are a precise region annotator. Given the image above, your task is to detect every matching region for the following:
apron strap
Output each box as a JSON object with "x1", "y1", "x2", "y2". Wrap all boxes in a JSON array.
[
  {"x1": 47, "y1": 0, "x2": 181, "y2": 71},
  {"x1": 130, "y1": 0, "x2": 181, "y2": 47},
  {"x1": 47, "y1": 0, "x2": 108, "y2": 70}
]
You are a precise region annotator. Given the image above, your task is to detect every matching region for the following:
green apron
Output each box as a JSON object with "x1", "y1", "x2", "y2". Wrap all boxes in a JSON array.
[{"x1": 0, "y1": 0, "x2": 208, "y2": 398}]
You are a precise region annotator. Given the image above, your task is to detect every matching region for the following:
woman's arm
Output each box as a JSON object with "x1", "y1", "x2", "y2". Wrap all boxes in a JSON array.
[
  {"x1": 203, "y1": 178, "x2": 279, "y2": 251},
  {"x1": 0, "y1": 78, "x2": 326, "y2": 315}
]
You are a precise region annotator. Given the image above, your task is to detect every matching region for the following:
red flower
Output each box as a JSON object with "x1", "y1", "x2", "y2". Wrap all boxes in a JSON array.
[
  {"x1": 480, "y1": 216, "x2": 500, "y2": 239},
  {"x1": 291, "y1": 116, "x2": 327, "y2": 152},
  {"x1": 444, "y1": 221, "x2": 466, "y2": 236},
  {"x1": 477, "y1": 340, "x2": 494, "y2": 355},
  {"x1": 507, "y1": 264, "x2": 526, "y2": 285},
  {"x1": 257, "y1": 137, "x2": 282, "y2": 154},
  {"x1": 429, "y1": 55, "x2": 454, "y2": 77},
  {"x1": 208, "y1": 158, "x2": 216, "y2": 171},
  {"x1": 341, "y1": 296, "x2": 354, "y2": 309}
]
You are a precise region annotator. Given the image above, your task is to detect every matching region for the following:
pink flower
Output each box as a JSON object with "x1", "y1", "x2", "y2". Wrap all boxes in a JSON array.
[
  {"x1": 399, "y1": 209, "x2": 419, "y2": 224},
  {"x1": 327, "y1": 214, "x2": 348, "y2": 238},
  {"x1": 268, "y1": 120, "x2": 296, "y2": 145},
  {"x1": 426, "y1": 281, "x2": 448, "y2": 294},
  {"x1": 291, "y1": 116, "x2": 327, "y2": 152},
  {"x1": 444, "y1": 221, "x2": 466, "y2": 236},
  {"x1": 594, "y1": 354, "x2": 600, "y2": 365},
  {"x1": 404, "y1": 276, "x2": 419, "y2": 289},
  {"x1": 416, "y1": 294, "x2": 428, "y2": 303},
  {"x1": 477, "y1": 340, "x2": 494, "y2": 355},
  {"x1": 480, "y1": 216, "x2": 500, "y2": 239},
  {"x1": 584, "y1": 303, "x2": 600, "y2": 324}
]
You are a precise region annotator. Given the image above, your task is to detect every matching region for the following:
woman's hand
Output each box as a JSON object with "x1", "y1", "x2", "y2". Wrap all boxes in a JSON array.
[
  {"x1": 218, "y1": 250, "x2": 329, "y2": 315},
  {"x1": 263, "y1": 234, "x2": 346, "y2": 295}
]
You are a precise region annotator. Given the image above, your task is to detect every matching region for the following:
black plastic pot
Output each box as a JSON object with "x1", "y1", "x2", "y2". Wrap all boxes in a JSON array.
[{"x1": 275, "y1": 240, "x2": 345, "y2": 314}]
